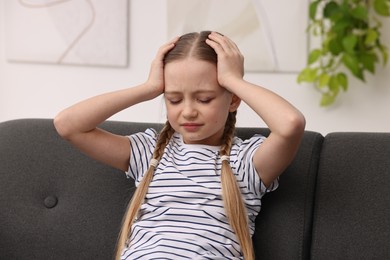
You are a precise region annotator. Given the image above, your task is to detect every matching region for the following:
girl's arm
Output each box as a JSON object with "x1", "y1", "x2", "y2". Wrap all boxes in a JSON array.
[
  {"x1": 207, "y1": 32, "x2": 306, "y2": 188},
  {"x1": 54, "y1": 38, "x2": 178, "y2": 172}
]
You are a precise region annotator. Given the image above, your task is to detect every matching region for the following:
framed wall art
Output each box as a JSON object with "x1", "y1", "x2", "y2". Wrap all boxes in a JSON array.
[
  {"x1": 5, "y1": 0, "x2": 128, "y2": 67},
  {"x1": 167, "y1": 0, "x2": 309, "y2": 72}
]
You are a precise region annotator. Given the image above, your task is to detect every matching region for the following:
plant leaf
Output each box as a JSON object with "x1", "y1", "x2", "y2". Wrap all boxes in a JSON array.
[
  {"x1": 373, "y1": 0, "x2": 390, "y2": 16},
  {"x1": 329, "y1": 75, "x2": 340, "y2": 94},
  {"x1": 364, "y1": 29, "x2": 378, "y2": 46},
  {"x1": 332, "y1": 18, "x2": 352, "y2": 33},
  {"x1": 329, "y1": 37, "x2": 343, "y2": 55},
  {"x1": 309, "y1": 0, "x2": 320, "y2": 20},
  {"x1": 337, "y1": 72, "x2": 348, "y2": 91},
  {"x1": 308, "y1": 49, "x2": 322, "y2": 65},
  {"x1": 320, "y1": 93, "x2": 336, "y2": 106},
  {"x1": 297, "y1": 67, "x2": 318, "y2": 83},
  {"x1": 324, "y1": 1, "x2": 340, "y2": 18},
  {"x1": 359, "y1": 53, "x2": 378, "y2": 73},
  {"x1": 351, "y1": 5, "x2": 368, "y2": 21},
  {"x1": 342, "y1": 53, "x2": 364, "y2": 81},
  {"x1": 379, "y1": 44, "x2": 389, "y2": 65},
  {"x1": 319, "y1": 73, "x2": 330, "y2": 87},
  {"x1": 342, "y1": 34, "x2": 358, "y2": 54}
]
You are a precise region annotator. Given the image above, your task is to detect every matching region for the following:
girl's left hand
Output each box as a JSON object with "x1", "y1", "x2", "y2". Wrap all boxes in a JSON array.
[{"x1": 206, "y1": 32, "x2": 244, "y2": 90}]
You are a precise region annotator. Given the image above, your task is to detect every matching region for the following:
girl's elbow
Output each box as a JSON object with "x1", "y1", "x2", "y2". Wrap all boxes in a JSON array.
[
  {"x1": 294, "y1": 112, "x2": 306, "y2": 132},
  {"x1": 284, "y1": 112, "x2": 306, "y2": 139},
  {"x1": 53, "y1": 112, "x2": 72, "y2": 139}
]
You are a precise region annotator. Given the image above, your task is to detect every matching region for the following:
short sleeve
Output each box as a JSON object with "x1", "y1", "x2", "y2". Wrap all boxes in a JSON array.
[
  {"x1": 126, "y1": 128, "x2": 157, "y2": 184},
  {"x1": 231, "y1": 134, "x2": 279, "y2": 198}
]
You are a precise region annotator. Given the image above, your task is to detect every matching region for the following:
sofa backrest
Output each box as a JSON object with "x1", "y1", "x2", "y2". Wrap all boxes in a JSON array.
[
  {"x1": 311, "y1": 132, "x2": 390, "y2": 259},
  {"x1": 248, "y1": 128, "x2": 324, "y2": 259},
  {"x1": 0, "y1": 119, "x2": 137, "y2": 259},
  {"x1": 0, "y1": 118, "x2": 324, "y2": 259}
]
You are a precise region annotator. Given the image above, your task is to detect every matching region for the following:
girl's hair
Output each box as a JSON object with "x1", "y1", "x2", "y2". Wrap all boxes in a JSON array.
[{"x1": 115, "y1": 31, "x2": 254, "y2": 260}]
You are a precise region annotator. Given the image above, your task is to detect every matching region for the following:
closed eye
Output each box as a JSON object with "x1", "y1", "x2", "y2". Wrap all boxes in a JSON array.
[
  {"x1": 197, "y1": 98, "x2": 213, "y2": 104},
  {"x1": 168, "y1": 99, "x2": 182, "y2": 105}
]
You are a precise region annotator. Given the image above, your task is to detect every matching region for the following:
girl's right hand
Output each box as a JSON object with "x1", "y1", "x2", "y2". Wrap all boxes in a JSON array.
[
  {"x1": 146, "y1": 37, "x2": 179, "y2": 98},
  {"x1": 54, "y1": 37, "x2": 179, "y2": 173}
]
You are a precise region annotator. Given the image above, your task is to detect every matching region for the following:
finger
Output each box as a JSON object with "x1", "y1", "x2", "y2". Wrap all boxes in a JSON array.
[
  {"x1": 167, "y1": 35, "x2": 180, "y2": 45},
  {"x1": 155, "y1": 36, "x2": 179, "y2": 60},
  {"x1": 210, "y1": 32, "x2": 237, "y2": 48},
  {"x1": 207, "y1": 32, "x2": 236, "y2": 56},
  {"x1": 206, "y1": 32, "x2": 225, "y2": 52},
  {"x1": 205, "y1": 36, "x2": 224, "y2": 54}
]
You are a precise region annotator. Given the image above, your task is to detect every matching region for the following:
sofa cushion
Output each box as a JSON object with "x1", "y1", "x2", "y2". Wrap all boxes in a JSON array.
[
  {"x1": 251, "y1": 129, "x2": 324, "y2": 260},
  {"x1": 311, "y1": 132, "x2": 390, "y2": 259},
  {"x1": 0, "y1": 119, "x2": 137, "y2": 259}
]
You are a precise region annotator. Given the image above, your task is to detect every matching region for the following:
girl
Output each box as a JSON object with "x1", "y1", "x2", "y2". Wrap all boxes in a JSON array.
[{"x1": 54, "y1": 31, "x2": 305, "y2": 259}]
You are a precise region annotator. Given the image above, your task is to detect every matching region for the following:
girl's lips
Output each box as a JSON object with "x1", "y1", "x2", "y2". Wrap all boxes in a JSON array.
[{"x1": 182, "y1": 123, "x2": 202, "y2": 132}]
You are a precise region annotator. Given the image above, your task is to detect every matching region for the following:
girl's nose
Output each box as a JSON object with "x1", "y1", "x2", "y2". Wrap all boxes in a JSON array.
[{"x1": 182, "y1": 102, "x2": 198, "y2": 118}]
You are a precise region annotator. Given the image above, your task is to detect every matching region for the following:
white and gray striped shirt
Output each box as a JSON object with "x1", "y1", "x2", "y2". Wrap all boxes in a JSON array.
[{"x1": 122, "y1": 129, "x2": 278, "y2": 259}]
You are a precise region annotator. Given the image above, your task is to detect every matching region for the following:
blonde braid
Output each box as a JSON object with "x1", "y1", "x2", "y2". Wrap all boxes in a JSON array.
[
  {"x1": 220, "y1": 112, "x2": 254, "y2": 260},
  {"x1": 115, "y1": 121, "x2": 174, "y2": 259}
]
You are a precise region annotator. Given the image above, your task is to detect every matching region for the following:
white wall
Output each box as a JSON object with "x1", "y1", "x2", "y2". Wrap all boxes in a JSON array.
[{"x1": 1, "y1": 0, "x2": 389, "y2": 135}]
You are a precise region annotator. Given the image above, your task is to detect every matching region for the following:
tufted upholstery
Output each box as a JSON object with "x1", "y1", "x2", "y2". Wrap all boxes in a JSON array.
[
  {"x1": 311, "y1": 132, "x2": 390, "y2": 259},
  {"x1": 0, "y1": 119, "x2": 389, "y2": 259}
]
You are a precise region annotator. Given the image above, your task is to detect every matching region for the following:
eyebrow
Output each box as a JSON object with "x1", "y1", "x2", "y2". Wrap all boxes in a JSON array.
[{"x1": 164, "y1": 90, "x2": 217, "y2": 95}]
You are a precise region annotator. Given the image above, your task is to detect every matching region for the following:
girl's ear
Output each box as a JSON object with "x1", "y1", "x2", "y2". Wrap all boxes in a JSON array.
[{"x1": 229, "y1": 94, "x2": 241, "y2": 112}]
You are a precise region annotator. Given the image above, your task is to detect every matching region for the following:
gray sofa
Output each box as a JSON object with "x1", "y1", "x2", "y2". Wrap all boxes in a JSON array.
[{"x1": 1, "y1": 118, "x2": 389, "y2": 259}]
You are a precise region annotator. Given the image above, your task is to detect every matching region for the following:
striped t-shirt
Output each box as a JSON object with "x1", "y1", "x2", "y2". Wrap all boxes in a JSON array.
[{"x1": 121, "y1": 129, "x2": 278, "y2": 259}]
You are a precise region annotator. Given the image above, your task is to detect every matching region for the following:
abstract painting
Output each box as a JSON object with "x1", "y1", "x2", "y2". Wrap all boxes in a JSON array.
[
  {"x1": 167, "y1": 0, "x2": 308, "y2": 72},
  {"x1": 5, "y1": 0, "x2": 128, "y2": 67}
]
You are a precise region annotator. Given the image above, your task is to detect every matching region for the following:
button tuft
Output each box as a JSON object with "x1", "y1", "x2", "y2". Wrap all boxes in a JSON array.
[{"x1": 44, "y1": 196, "x2": 58, "y2": 208}]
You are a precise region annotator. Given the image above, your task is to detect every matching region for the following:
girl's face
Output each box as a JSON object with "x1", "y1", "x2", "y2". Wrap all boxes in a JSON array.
[{"x1": 164, "y1": 58, "x2": 240, "y2": 146}]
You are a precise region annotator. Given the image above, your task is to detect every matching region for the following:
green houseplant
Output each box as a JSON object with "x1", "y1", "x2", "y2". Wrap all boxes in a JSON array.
[{"x1": 298, "y1": 0, "x2": 390, "y2": 106}]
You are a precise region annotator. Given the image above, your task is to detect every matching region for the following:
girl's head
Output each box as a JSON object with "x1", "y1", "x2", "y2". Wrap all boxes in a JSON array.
[
  {"x1": 115, "y1": 31, "x2": 253, "y2": 260},
  {"x1": 163, "y1": 31, "x2": 241, "y2": 146},
  {"x1": 163, "y1": 31, "x2": 217, "y2": 65}
]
